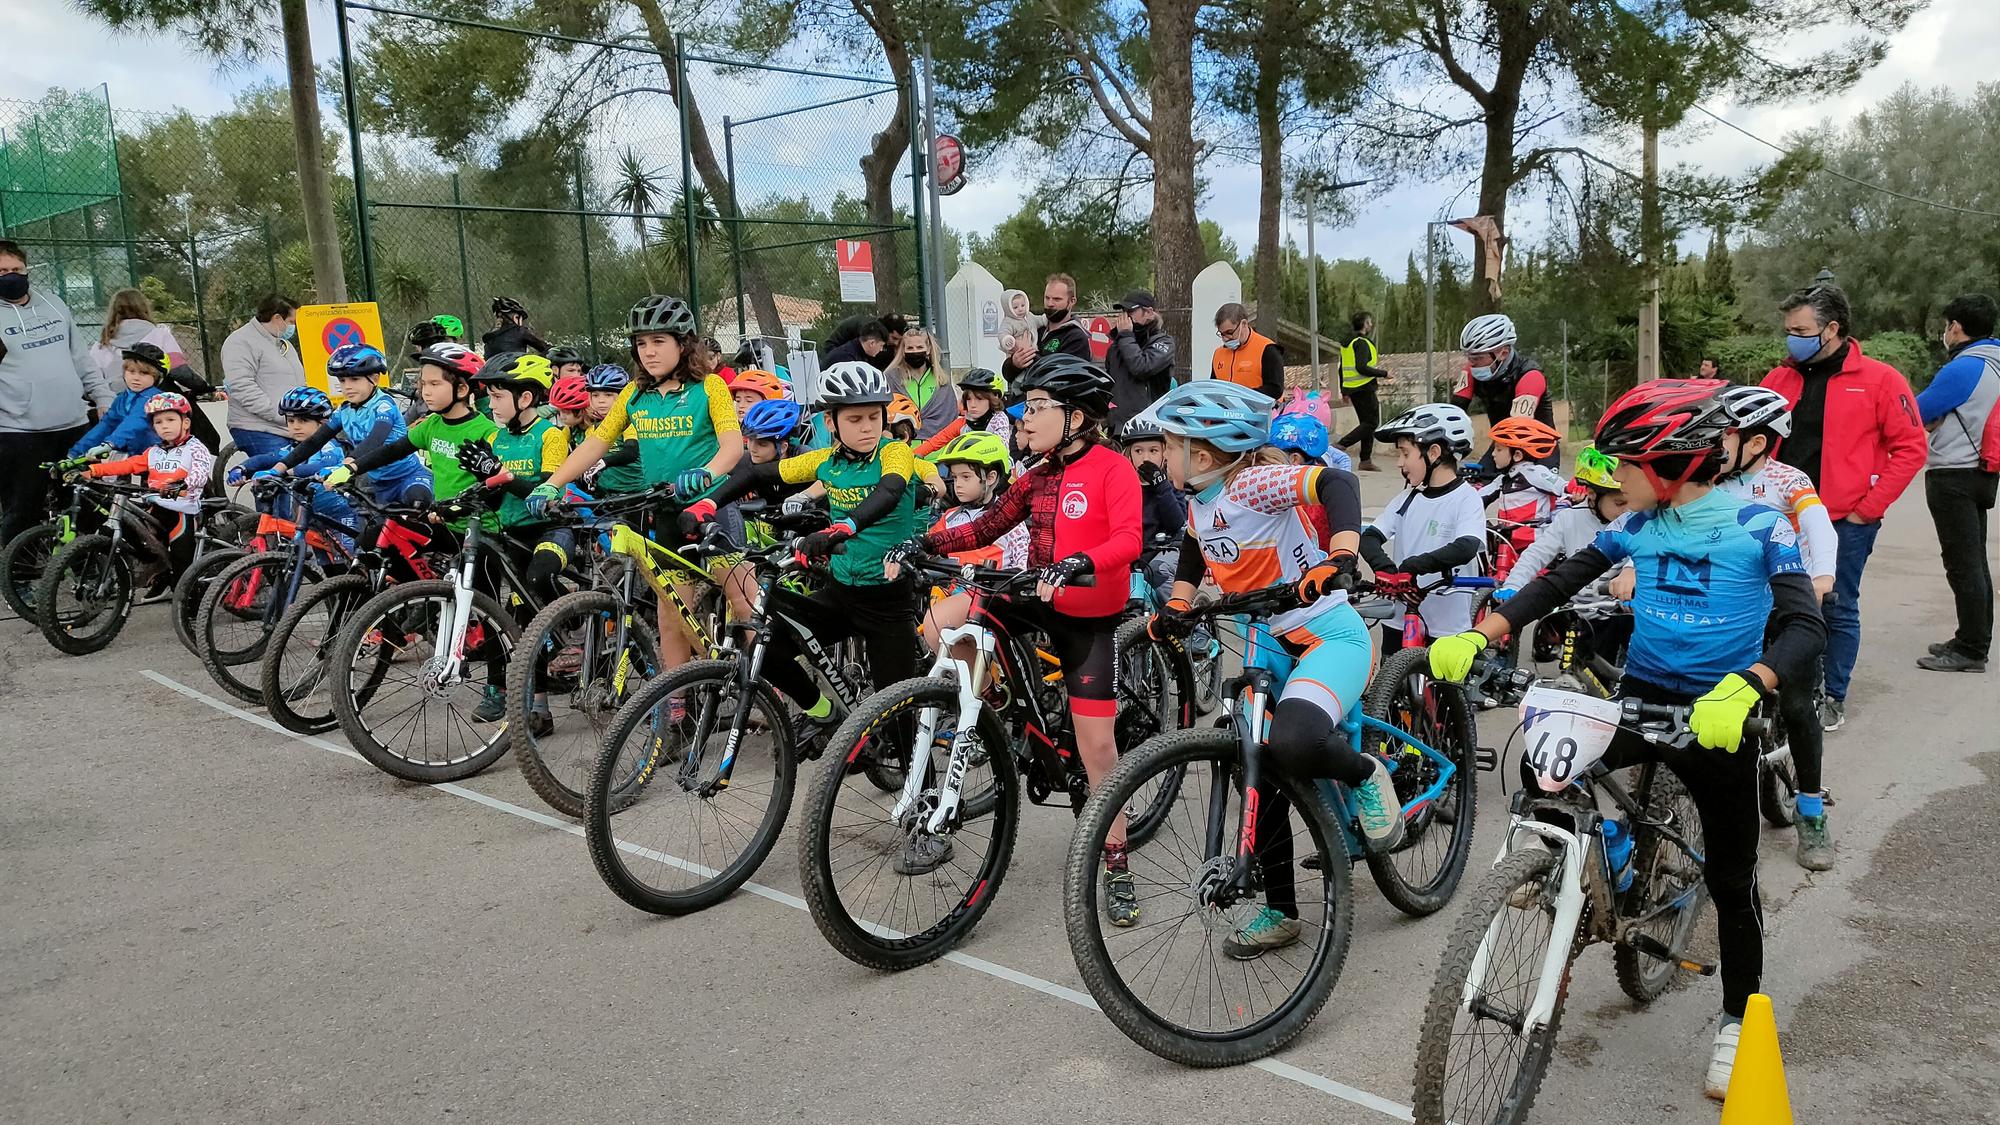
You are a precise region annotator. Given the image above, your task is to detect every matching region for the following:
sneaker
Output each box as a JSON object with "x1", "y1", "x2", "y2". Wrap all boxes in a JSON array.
[
  {"x1": 547, "y1": 643, "x2": 585, "y2": 679},
  {"x1": 892, "y1": 831, "x2": 954, "y2": 876},
  {"x1": 1222, "y1": 905, "x2": 1303, "y2": 960},
  {"x1": 1704, "y1": 1015, "x2": 1743, "y2": 1100},
  {"x1": 1357, "y1": 460, "x2": 1379, "y2": 472},
  {"x1": 1795, "y1": 813, "x2": 1833, "y2": 871},
  {"x1": 528, "y1": 708, "x2": 554, "y2": 738},
  {"x1": 1352, "y1": 756, "x2": 1406, "y2": 852},
  {"x1": 1928, "y1": 640, "x2": 1956, "y2": 657},
  {"x1": 793, "y1": 711, "x2": 841, "y2": 762},
  {"x1": 1818, "y1": 696, "x2": 1845, "y2": 732},
  {"x1": 1103, "y1": 869, "x2": 1140, "y2": 928},
  {"x1": 472, "y1": 685, "x2": 506, "y2": 723},
  {"x1": 1917, "y1": 648, "x2": 1986, "y2": 673}
]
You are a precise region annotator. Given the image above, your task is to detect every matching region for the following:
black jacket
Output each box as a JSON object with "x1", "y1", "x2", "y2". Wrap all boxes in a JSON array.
[{"x1": 1106, "y1": 324, "x2": 1176, "y2": 437}]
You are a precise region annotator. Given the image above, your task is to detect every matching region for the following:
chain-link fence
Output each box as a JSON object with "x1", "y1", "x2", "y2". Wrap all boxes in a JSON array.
[
  {"x1": 1, "y1": 87, "x2": 287, "y2": 375},
  {"x1": 335, "y1": 2, "x2": 926, "y2": 370}
]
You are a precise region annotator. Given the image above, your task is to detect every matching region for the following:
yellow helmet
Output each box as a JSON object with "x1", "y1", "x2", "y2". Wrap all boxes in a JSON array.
[
  {"x1": 934, "y1": 430, "x2": 1011, "y2": 476},
  {"x1": 1573, "y1": 443, "x2": 1621, "y2": 491},
  {"x1": 474, "y1": 351, "x2": 554, "y2": 392}
]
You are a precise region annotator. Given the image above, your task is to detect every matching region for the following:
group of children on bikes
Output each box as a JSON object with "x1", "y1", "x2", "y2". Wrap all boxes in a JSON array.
[{"x1": 64, "y1": 289, "x2": 1835, "y2": 1102}]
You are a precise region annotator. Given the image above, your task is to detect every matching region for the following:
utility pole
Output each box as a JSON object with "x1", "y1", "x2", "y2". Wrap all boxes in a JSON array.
[
  {"x1": 1299, "y1": 177, "x2": 1369, "y2": 393},
  {"x1": 1637, "y1": 117, "x2": 1661, "y2": 383},
  {"x1": 921, "y1": 41, "x2": 950, "y2": 364}
]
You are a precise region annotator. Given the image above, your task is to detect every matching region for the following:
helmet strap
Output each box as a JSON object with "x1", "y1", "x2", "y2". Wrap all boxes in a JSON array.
[{"x1": 1185, "y1": 447, "x2": 1243, "y2": 493}]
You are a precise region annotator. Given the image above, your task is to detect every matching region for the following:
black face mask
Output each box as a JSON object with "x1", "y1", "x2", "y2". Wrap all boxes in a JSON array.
[
  {"x1": 1043, "y1": 306, "x2": 1070, "y2": 323},
  {"x1": 0, "y1": 273, "x2": 29, "y2": 302},
  {"x1": 906, "y1": 353, "x2": 930, "y2": 365}
]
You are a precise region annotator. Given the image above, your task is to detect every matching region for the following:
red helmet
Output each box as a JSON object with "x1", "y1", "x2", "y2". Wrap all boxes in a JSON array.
[
  {"x1": 413, "y1": 342, "x2": 484, "y2": 382},
  {"x1": 1593, "y1": 378, "x2": 1731, "y2": 500},
  {"x1": 549, "y1": 373, "x2": 590, "y2": 412},
  {"x1": 145, "y1": 391, "x2": 193, "y2": 417}
]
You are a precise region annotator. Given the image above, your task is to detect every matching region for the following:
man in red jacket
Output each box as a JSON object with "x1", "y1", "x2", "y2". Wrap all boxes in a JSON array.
[{"x1": 1762, "y1": 284, "x2": 1927, "y2": 734}]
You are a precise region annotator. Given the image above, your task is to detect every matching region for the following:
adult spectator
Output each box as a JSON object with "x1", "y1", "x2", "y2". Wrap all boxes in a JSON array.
[
  {"x1": 822, "y1": 319, "x2": 891, "y2": 369},
  {"x1": 887, "y1": 328, "x2": 958, "y2": 441},
  {"x1": 1914, "y1": 292, "x2": 2000, "y2": 673},
  {"x1": 0, "y1": 239, "x2": 115, "y2": 545},
  {"x1": 481, "y1": 296, "x2": 549, "y2": 356},
  {"x1": 1336, "y1": 310, "x2": 1393, "y2": 471},
  {"x1": 1450, "y1": 312, "x2": 1558, "y2": 468},
  {"x1": 1104, "y1": 289, "x2": 1175, "y2": 436},
  {"x1": 1761, "y1": 284, "x2": 1927, "y2": 729},
  {"x1": 1208, "y1": 301, "x2": 1283, "y2": 400},
  {"x1": 1698, "y1": 356, "x2": 1723, "y2": 379},
  {"x1": 220, "y1": 293, "x2": 305, "y2": 460},
  {"x1": 1002, "y1": 274, "x2": 1091, "y2": 378},
  {"x1": 90, "y1": 288, "x2": 185, "y2": 391}
]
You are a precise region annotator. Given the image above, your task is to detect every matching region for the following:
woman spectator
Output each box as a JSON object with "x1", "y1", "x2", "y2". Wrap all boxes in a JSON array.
[
  {"x1": 90, "y1": 289, "x2": 186, "y2": 391},
  {"x1": 887, "y1": 327, "x2": 958, "y2": 441},
  {"x1": 220, "y1": 294, "x2": 305, "y2": 460}
]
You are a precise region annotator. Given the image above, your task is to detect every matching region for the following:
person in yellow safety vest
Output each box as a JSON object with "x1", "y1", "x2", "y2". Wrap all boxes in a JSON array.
[
  {"x1": 1335, "y1": 310, "x2": 1394, "y2": 471},
  {"x1": 1210, "y1": 301, "x2": 1284, "y2": 401}
]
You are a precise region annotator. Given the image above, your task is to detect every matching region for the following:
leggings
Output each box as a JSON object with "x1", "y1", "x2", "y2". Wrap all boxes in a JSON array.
[{"x1": 759, "y1": 578, "x2": 919, "y2": 711}]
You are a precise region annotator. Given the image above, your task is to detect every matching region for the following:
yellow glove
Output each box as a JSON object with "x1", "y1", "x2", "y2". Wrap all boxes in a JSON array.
[
  {"x1": 1428, "y1": 631, "x2": 1488, "y2": 683},
  {"x1": 1689, "y1": 673, "x2": 1761, "y2": 753},
  {"x1": 321, "y1": 465, "x2": 353, "y2": 489}
]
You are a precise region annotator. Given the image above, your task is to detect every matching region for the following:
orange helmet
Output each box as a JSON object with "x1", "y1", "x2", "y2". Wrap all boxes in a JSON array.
[
  {"x1": 1488, "y1": 416, "x2": 1561, "y2": 460},
  {"x1": 888, "y1": 393, "x2": 919, "y2": 429},
  {"x1": 728, "y1": 368, "x2": 786, "y2": 401}
]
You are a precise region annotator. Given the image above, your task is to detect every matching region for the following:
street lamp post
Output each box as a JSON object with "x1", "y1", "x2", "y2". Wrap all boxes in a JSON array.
[
  {"x1": 1300, "y1": 177, "x2": 1369, "y2": 393},
  {"x1": 1424, "y1": 219, "x2": 1451, "y2": 401}
]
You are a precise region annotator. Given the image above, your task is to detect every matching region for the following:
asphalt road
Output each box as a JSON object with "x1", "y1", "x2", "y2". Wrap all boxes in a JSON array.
[{"x1": 3, "y1": 468, "x2": 1993, "y2": 1125}]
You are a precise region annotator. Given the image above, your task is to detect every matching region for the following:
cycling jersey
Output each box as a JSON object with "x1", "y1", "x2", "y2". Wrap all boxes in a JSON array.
[
  {"x1": 326, "y1": 390, "x2": 426, "y2": 487},
  {"x1": 1451, "y1": 354, "x2": 1556, "y2": 438},
  {"x1": 1502, "y1": 504, "x2": 1610, "y2": 591},
  {"x1": 406, "y1": 411, "x2": 501, "y2": 502},
  {"x1": 89, "y1": 436, "x2": 214, "y2": 515},
  {"x1": 590, "y1": 375, "x2": 738, "y2": 492},
  {"x1": 709, "y1": 441, "x2": 920, "y2": 588},
  {"x1": 1718, "y1": 461, "x2": 1836, "y2": 581},
  {"x1": 490, "y1": 418, "x2": 568, "y2": 528},
  {"x1": 1366, "y1": 479, "x2": 1486, "y2": 637},
  {"x1": 932, "y1": 503, "x2": 1029, "y2": 569},
  {"x1": 1183, "y1": 464, "x2": 1359, "y2": 635},
  {"x1": 589, "y1": 423, "x2": 647, "y2": 494},
  {"x1": 924, "y1": 441, "x2": 1142, "y2": 618}
]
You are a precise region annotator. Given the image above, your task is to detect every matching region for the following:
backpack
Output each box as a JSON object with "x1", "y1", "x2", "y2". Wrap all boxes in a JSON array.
[{"x1": 1981, "y1": 399, "x2": 2000, "y2": 473}]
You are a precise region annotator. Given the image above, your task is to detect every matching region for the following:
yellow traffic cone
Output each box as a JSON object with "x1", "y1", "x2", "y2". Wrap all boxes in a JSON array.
[{"x1": 1720, "y1": 993, "x2": 1794, "y2": 1124}]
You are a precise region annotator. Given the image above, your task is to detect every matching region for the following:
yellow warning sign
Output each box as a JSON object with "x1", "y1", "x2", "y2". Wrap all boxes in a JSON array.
[{"x1": 296, "y1": 302, "x2": 388, "y2": 390}]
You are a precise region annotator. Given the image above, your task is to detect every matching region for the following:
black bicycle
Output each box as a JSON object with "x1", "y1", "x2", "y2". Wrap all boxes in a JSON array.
[{"x1": 34, "y1": 479, "x2": 237, "y2": 656}]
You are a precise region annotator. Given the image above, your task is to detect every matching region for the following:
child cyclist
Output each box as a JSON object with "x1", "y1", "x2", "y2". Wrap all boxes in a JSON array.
[
  {"x1": 712, "y1": 396, "x2": 810, "y2": 622},
  {"x1": 680, "y1": 360, "x2": 924, "y2": 755},
  {"x1": 70, "y1": 341, "x2": 169, "y2": 458},
  {"x1": 915, "y1": 430, "x2": 1029, "y2": 650},
  {"x1": 334, "y1": 343, "x2": 496, "y2": 533},
  {"x1": 277, "y1": 343, "x2": 434, "y2": 504},
  {"x1": 83, "y1": 392, "x2": 213, "y2": 593},
  {"x1": 1359, "y1": 403, "x2": 1486, "y2": 650},
  {"x1": 1267, "y1": 411, "x2": 1354, "y2": 473},
  {"x1": 227, "y1": 386, "x2": 358, "y2": 534},
  {"x1": 1477, "y1": 417, "x2": 1568, "y2": 581},
  {"x1": 910, "y1": 354, "x2": 1144, "y2": 920},
  {"x1": 527, "y1": 295, "x2": 744, "y2": 677},
  {"x1": 1426, "y1": 379, "x2": 1825, "y2": 1100},
  {"x1": 1142, "y1": 379, "x2": 1404, "y2": 958},
  {"x1": 727, "y1": 369, "x2": 787, "y2": 420},
  {"x1": 580, "y1": 363, "x2": 646, "y2": 496},
  {"x1": 955, "y1": 368, "x2": 1013, "y2": 448},
  {"x1": 549, "y1": 374, "x2": 591, "y2": 435},
  {"x1": 1496, "y1": 444, "x2": 1628, "y2": 597}
]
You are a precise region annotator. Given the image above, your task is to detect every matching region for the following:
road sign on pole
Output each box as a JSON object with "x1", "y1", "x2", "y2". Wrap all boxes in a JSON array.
[
  {"x1": 297, "y1": 301, "x2": 386, "y2": 390},
  {"x1": 836, "y1": 239, "x2": 877, "y2": 304}
]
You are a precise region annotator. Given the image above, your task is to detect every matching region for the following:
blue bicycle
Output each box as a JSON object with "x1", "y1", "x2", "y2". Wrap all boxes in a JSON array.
[{"x1": 1062, "y1": 582, "x2": 1480, "y2": 1066}]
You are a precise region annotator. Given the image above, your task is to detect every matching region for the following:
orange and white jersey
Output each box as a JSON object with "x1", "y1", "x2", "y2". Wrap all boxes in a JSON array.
[
  {"x1": 1189, "y1": 464, "x2": 1332, "y2": 635},
  {"x1": 1719, "y1": 460, "x2": 1836, "y2": 580}
]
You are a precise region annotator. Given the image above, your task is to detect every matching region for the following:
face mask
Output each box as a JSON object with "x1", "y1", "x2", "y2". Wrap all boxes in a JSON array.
[
  {"x1": 1043, "y1": 306, "x2": 1069, "y2": 323},
  {"x1": 1222, "y1": 338, "x2": 1243, "y2": 351},
  {"x1": 0, "y1": 273, "x2": 29, "y2": 302},
  {"x1": 1784, "y1": 333, "x2": 1823, "y2": 363},
  {"x1": 906, "y1": 353, "x2": 930, "y2": 365}
]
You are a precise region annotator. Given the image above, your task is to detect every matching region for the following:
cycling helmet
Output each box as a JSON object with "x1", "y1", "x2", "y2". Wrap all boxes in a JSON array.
[
  {"x1": 474, "y1": 350, "x2": 555, "y2": 393},
  {"x1": 742, "y1": 398, "x2": 805, "y2": 441},
  {"x1": 278, "y1": 385, "x2": 335, "y2": 421},
  {"x1": 1572, "y1": 444, "x2": 1622, "y2": 491},
  {"x1": 1594, "y1": 378, "x2": 1732, "y2": 499},
  {"x1": 728, "y1": 369, "x2": 787, "y2": 401},
  {"x1": 887, "y1": 393, "x2": 919, "y2": 430},
  {"x1": 584, "y1": 363, "x2": 631, "y2": 391},
  {"x1": 1376, "y1": 403, "x2": 1475, "y2": 458},
  {"x1": 549, "y1": 374, "x2": 590, "y2": 412},
  {"x1": 1119, "y1": 414, "x2": 1165, "y2": 443},
  {"x1": 491, "y1": 296, "x2": 528, "y2": 320},
  {"x1": 934, "y1": 430, "x2": 1012, "y2": 474},
  {"x1": 145, "y1": 391, "x2": 193, "y2": 417},
  {"x1": 432, "y1": 314, "x2": 465, "y2": 340},
  {"x1": 327, "y1": 343, "x2": 389, "y2": 380},
  {"x1": 1488, "y1": 416, "x2": 1562, "y2": 460},
  {"x1": 546, "y1": 344, "x2": 585, "y2": 368},
  {"x1": 958, "y1": 368, "x2": 1007, "y2": 397},
  {"x1": 1460, "y1": 313, "x2": 1518, "y2": 356},
  {"x1": 627, "y1": 294, "x2": 697, "y2": 338},
  {"x1": 1268, "y1": 412, "x2": 1331, "y2": 459},
  {"x1": 1015, "y1": 352, "x2": 1115, "y2": 419},
  {"x1": 1718, "y1": 383, "x2": 1793, "y2": 438},
  {"x1": 817, "y1": 360, "x2": 893, "y2": 407},
  {"x1": 408, "y1": 319, "x2": 447, "y2": 349},
  {"x1": 1147, "y1": 380, "x2": 1274, "y2": 453},
  {"x1": 412, "y1": 341, "x2": 484, "y2": 381},
  {"x1": 121, "y1": 342, "x2": 170, "y2": 380}
]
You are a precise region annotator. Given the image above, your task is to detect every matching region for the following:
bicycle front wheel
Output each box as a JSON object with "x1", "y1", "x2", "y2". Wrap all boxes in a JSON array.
[
  {"x1": 797, "y1": 676, "x2": 1019, "y2": 971},
  {"x1": 198, "y1": 551, "x2": 306, "y2": 704},
  {"x1": 34, "y1": 534, "x2": 132, "y2": 656},
  {"x1": 1363, "y1": 645, "x2": 1479, "y2": 917},
  {"x1": 1112, "y1": 616, "x2": 1193, "y2": 848},
  {"x1": 1412, "y1": 846, "x2": 1573, "y2": 1125},
  {"x1": 584, "y1": 659, "x2": 794, "y2": 915},
  {"x1": 261, "y1": 573, "x2": 376, "y2": 735},
  {"x1": 172, "y1": 547, "x2": 246, "y2": 654},
  {"x1": 1, "y1": 521, "x2": 62, "y2": 624},
  {"x1": 510, "y1": 590, "x2": 662, "y2": 819}
]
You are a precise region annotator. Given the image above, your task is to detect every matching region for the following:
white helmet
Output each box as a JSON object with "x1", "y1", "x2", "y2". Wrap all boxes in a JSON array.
[
  {"x1": 1717, "y1": 384, "x2": 1792, "y2": 437},
  {"x1": 816, "y1": 360, "x2": 892, "y2": 407},
  {"x1": 1377, "y1": 402, "x2": 1475, "y2": 458},
  {"x1": 1460, "y1": 313, "x2": 1518, "y2": 357}
]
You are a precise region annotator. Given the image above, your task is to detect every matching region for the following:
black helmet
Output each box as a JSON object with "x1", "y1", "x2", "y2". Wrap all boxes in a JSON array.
[
  {"x1": 409, "y1": 319, "x2": 447, "y2": 349},
  {"x1": 628, "y1": 294, "x2": 697, "y2": 339},
  {"x1": 546, "y1": 344, "x2": 585, "y2": 367},
  {"x1": 1120, "y1": 414, "x2": 1164, "y2": 442},
  {"x1": 491, "y1": 296, "x2": 528, "y2": 319},
  {"x1": 1016, "y1": 353, "x2": 1114, "y2": 419}
]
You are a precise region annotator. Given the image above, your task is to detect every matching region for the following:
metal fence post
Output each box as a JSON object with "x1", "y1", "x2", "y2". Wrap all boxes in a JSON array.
[
  {"x1": 188, "y1": 228, "x2": 212, "y2": 372},
  {"x1": 334, "y1": 0, "x2": 376, "y2": 300},
  {"x1": 573, "y1": 149, "x2": 600, "y2": 353},
  {"x1": 905, "y1": 75, "x2": 928, "y2": 328},
  {"x1": 264, "y1": 212, "x2": 278, "y2": 292},
  {"x1": 674, "y1": 34, "x2": 699, "y2": 323},
  {"x1": 723, "y1": 116, "x2": 746, "y2": 340},
  {"x1": 450, "y1": 173, "x2": 473, "y2": 329}
]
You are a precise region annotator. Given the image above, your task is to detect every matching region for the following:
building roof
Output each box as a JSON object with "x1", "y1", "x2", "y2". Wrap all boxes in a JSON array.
[{"x1": 705, "y1": 293, "x2": 824, "y2": 331}]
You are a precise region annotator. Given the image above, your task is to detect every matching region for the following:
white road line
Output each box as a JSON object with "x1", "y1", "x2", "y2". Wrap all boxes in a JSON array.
[{"x1": 143, "y1": 669, "x2": 1417, "y2": 1122}]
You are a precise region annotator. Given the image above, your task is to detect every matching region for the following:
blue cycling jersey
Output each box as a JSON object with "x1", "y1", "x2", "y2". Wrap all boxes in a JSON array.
[
  {"x1": 328, "y1": 391, "x2": 424, "y2": 485},
  {"x1": 1593, "y1": 489, "x2": 1804, "y2": 695}
]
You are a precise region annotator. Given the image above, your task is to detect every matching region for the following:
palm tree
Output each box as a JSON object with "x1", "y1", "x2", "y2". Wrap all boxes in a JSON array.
[
  {"x1": 652, "y1": 181, "x2": 724, "y2": 297},
  {"x1": 610, "y1": 149, "x2": 664, "y2": 290}
]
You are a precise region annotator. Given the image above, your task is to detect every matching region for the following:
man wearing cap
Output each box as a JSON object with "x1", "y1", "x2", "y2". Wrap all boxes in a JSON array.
[{"x1": 1105, "y1": 289, "x2": 1177, "y2": 437}]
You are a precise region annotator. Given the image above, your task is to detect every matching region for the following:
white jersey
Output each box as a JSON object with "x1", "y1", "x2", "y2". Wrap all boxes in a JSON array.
[
  {"x1": 1188, "y1": 464, "x2": 1332, "y2": 635},
  {"x1": 934, "y1": 502, "x2": 1028, "y2": 570},
  {"x1": 1502, "y1": 503, "x2": 1606, "y2": 590},
  {"x1": 1716, "y1": 461, "x2": 1837, "y2": 580},
  {"x1": 1369, "y1": 479, "x2": 1486, "y2": 637},
  {"x1": 1477, "y1": 463, "x2": 1566, "y2": 524}
]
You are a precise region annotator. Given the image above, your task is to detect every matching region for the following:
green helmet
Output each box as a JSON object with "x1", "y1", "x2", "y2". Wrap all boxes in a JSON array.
[
  {"x1": 628, "y1": 294, "x2": 697, "y2": 339},
  {"x1": 432, "y1": 314, "x2": 465, "y2": 339},
  {"x1": 933, "y1": 430, "x2": 1012, "y2": 476}
]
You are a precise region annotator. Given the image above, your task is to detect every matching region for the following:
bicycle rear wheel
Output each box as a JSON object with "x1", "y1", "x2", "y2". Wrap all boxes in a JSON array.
[
  {"x1": 198, "y1": 552, "x2": 304, "y2": 703},
  {"x1": 172, "y1": 547, "x2": 246, "y2": 654},
  {"x1": 34, "y1": 534, "x2": 132, "y2": 655},
  {"x1": 584, "y1": 659, "x2": 795, "y2": 914},
  {"x1": 797, "y1": 676, "x2": 1019, "y2": 971},
  {"x1": 1, "y1": 522, "x2": 61, "y2": 624},
  {"x1": 1064, "y1": 727, "x2": 1352, "y2": 1066},
  {"x1": 1614, "y1": 765, "x2": 1711, "y2": 1002},
  {"x1": 1112, "y1": 616, "x2": 1194, "y2": 848},
  {"x1": 262, "y1": 573, "x2": 376, "y2": 735},
  {"x1": 1363, "y1": 646, "x2": 1478, "y2": 916},
  {"x1": 1758, "y1": 748, "x2": 1799, "y2": 828},
  {"x1": 511, "y1": 590, "x2": 662, "y2": 818},
  {"x1": 1411, "y1": 846, "x2": 1572, "y2": 1125}
]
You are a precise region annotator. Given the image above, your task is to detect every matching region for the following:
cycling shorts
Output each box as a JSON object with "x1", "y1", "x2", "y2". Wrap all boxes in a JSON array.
[
  {"x1": 1245, "y1": 599, "x2": 1372, "y2": 723},
  {"x1": 998, "y1": 599, "x2": 1121, "y2": 719}
]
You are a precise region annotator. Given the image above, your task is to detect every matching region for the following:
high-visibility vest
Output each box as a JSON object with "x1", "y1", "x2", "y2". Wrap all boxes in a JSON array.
[
  {"x1": 1211, "y1": 331, "x2": 1274, "y2": 388},
  {"x1": 1341, "y1": 336, "x2": 1378, "y2": 390}
]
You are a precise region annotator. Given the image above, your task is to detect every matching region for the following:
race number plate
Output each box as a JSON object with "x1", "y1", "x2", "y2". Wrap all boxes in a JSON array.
[{"x1": 1519, "y1": 685, "x2": 1622, "y2": 792}]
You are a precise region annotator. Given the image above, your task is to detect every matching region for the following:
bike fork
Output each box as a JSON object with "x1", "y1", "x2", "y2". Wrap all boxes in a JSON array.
[
  {"x1": 432, "y1": 556, "x2": 479, "y2": 685},
  {"x1": 1461, "y1": 820, "x2": 1589, "y2": 1032}
]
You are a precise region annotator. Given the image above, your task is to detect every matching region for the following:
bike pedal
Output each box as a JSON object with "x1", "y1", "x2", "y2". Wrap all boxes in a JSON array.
[
  {"x1": 1628, "y1": 934, "x2": 1716, "y2": 975},
  {"x1": 1475, "y1": 746, "x2": 1499, "y2": 772}
]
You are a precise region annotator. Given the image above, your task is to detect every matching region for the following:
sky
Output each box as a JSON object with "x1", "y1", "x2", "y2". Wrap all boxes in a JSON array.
[{"x1": 9, "y1": 0, "x2": 1998, "y2": 278}]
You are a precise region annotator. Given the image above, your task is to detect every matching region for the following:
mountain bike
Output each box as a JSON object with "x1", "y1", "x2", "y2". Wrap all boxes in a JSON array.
[
  {"x1": 257, "y1": 488, "x2": 449, "y2": 735},
  {"x1": 1409, "y1": 692, "x2": 1771, "y2": 1124},
  {"x1": 583, "y1": 529, "x2": 871, "y2": 915},
  {"x1": 507, "y1": 484, "x2": 735, "y2": 818},
  {"x1": 33, "y1": 480, "x2": 236, "y2": 655},
  {"x1": 1124, "y1": 532, "x2": 1223, "y2": 715},
  {"x1": 1064, "y1": 583, "x2": 1480, "y2": 1066},
  {"x1": 1, "y1": 459, "x2": 111, "y2": 624},
  {"x1": 795, "y1": 553, "x2": 1179, "y2": 972}
]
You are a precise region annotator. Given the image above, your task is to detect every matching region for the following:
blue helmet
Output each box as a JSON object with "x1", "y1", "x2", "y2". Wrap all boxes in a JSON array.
[
  {"x1": 327, "y1": 343, "x2": 389, "y2": 380},
  {"x1": 278, "y1": 385, "x2": 334, "y2": 420},
  {"x1": 1146, "y1": 380, "x2": 1274, "y2": 453},
  {"x1": 743, "y1": 398, "x2": 804, "y2": 441},
  {"x1": 584, "y1": 363, "x2": 631, "y2": 391},
  {"x1": 1268, "y1": 413, "x2": 1330, "y2": 459}
]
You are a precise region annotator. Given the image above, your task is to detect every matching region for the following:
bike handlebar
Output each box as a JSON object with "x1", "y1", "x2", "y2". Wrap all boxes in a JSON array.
[
  {"x1": 895, "y1": 552, "x2": 1096, "y2": 592},
  {"x1": 1621, "y1": 700, "x2": 1772, "y2": 741}
]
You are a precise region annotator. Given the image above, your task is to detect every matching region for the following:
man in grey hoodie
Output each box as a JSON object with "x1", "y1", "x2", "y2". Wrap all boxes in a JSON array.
[{"x1": 0, "y1": 240, "x2": 116, "y2": 544}]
